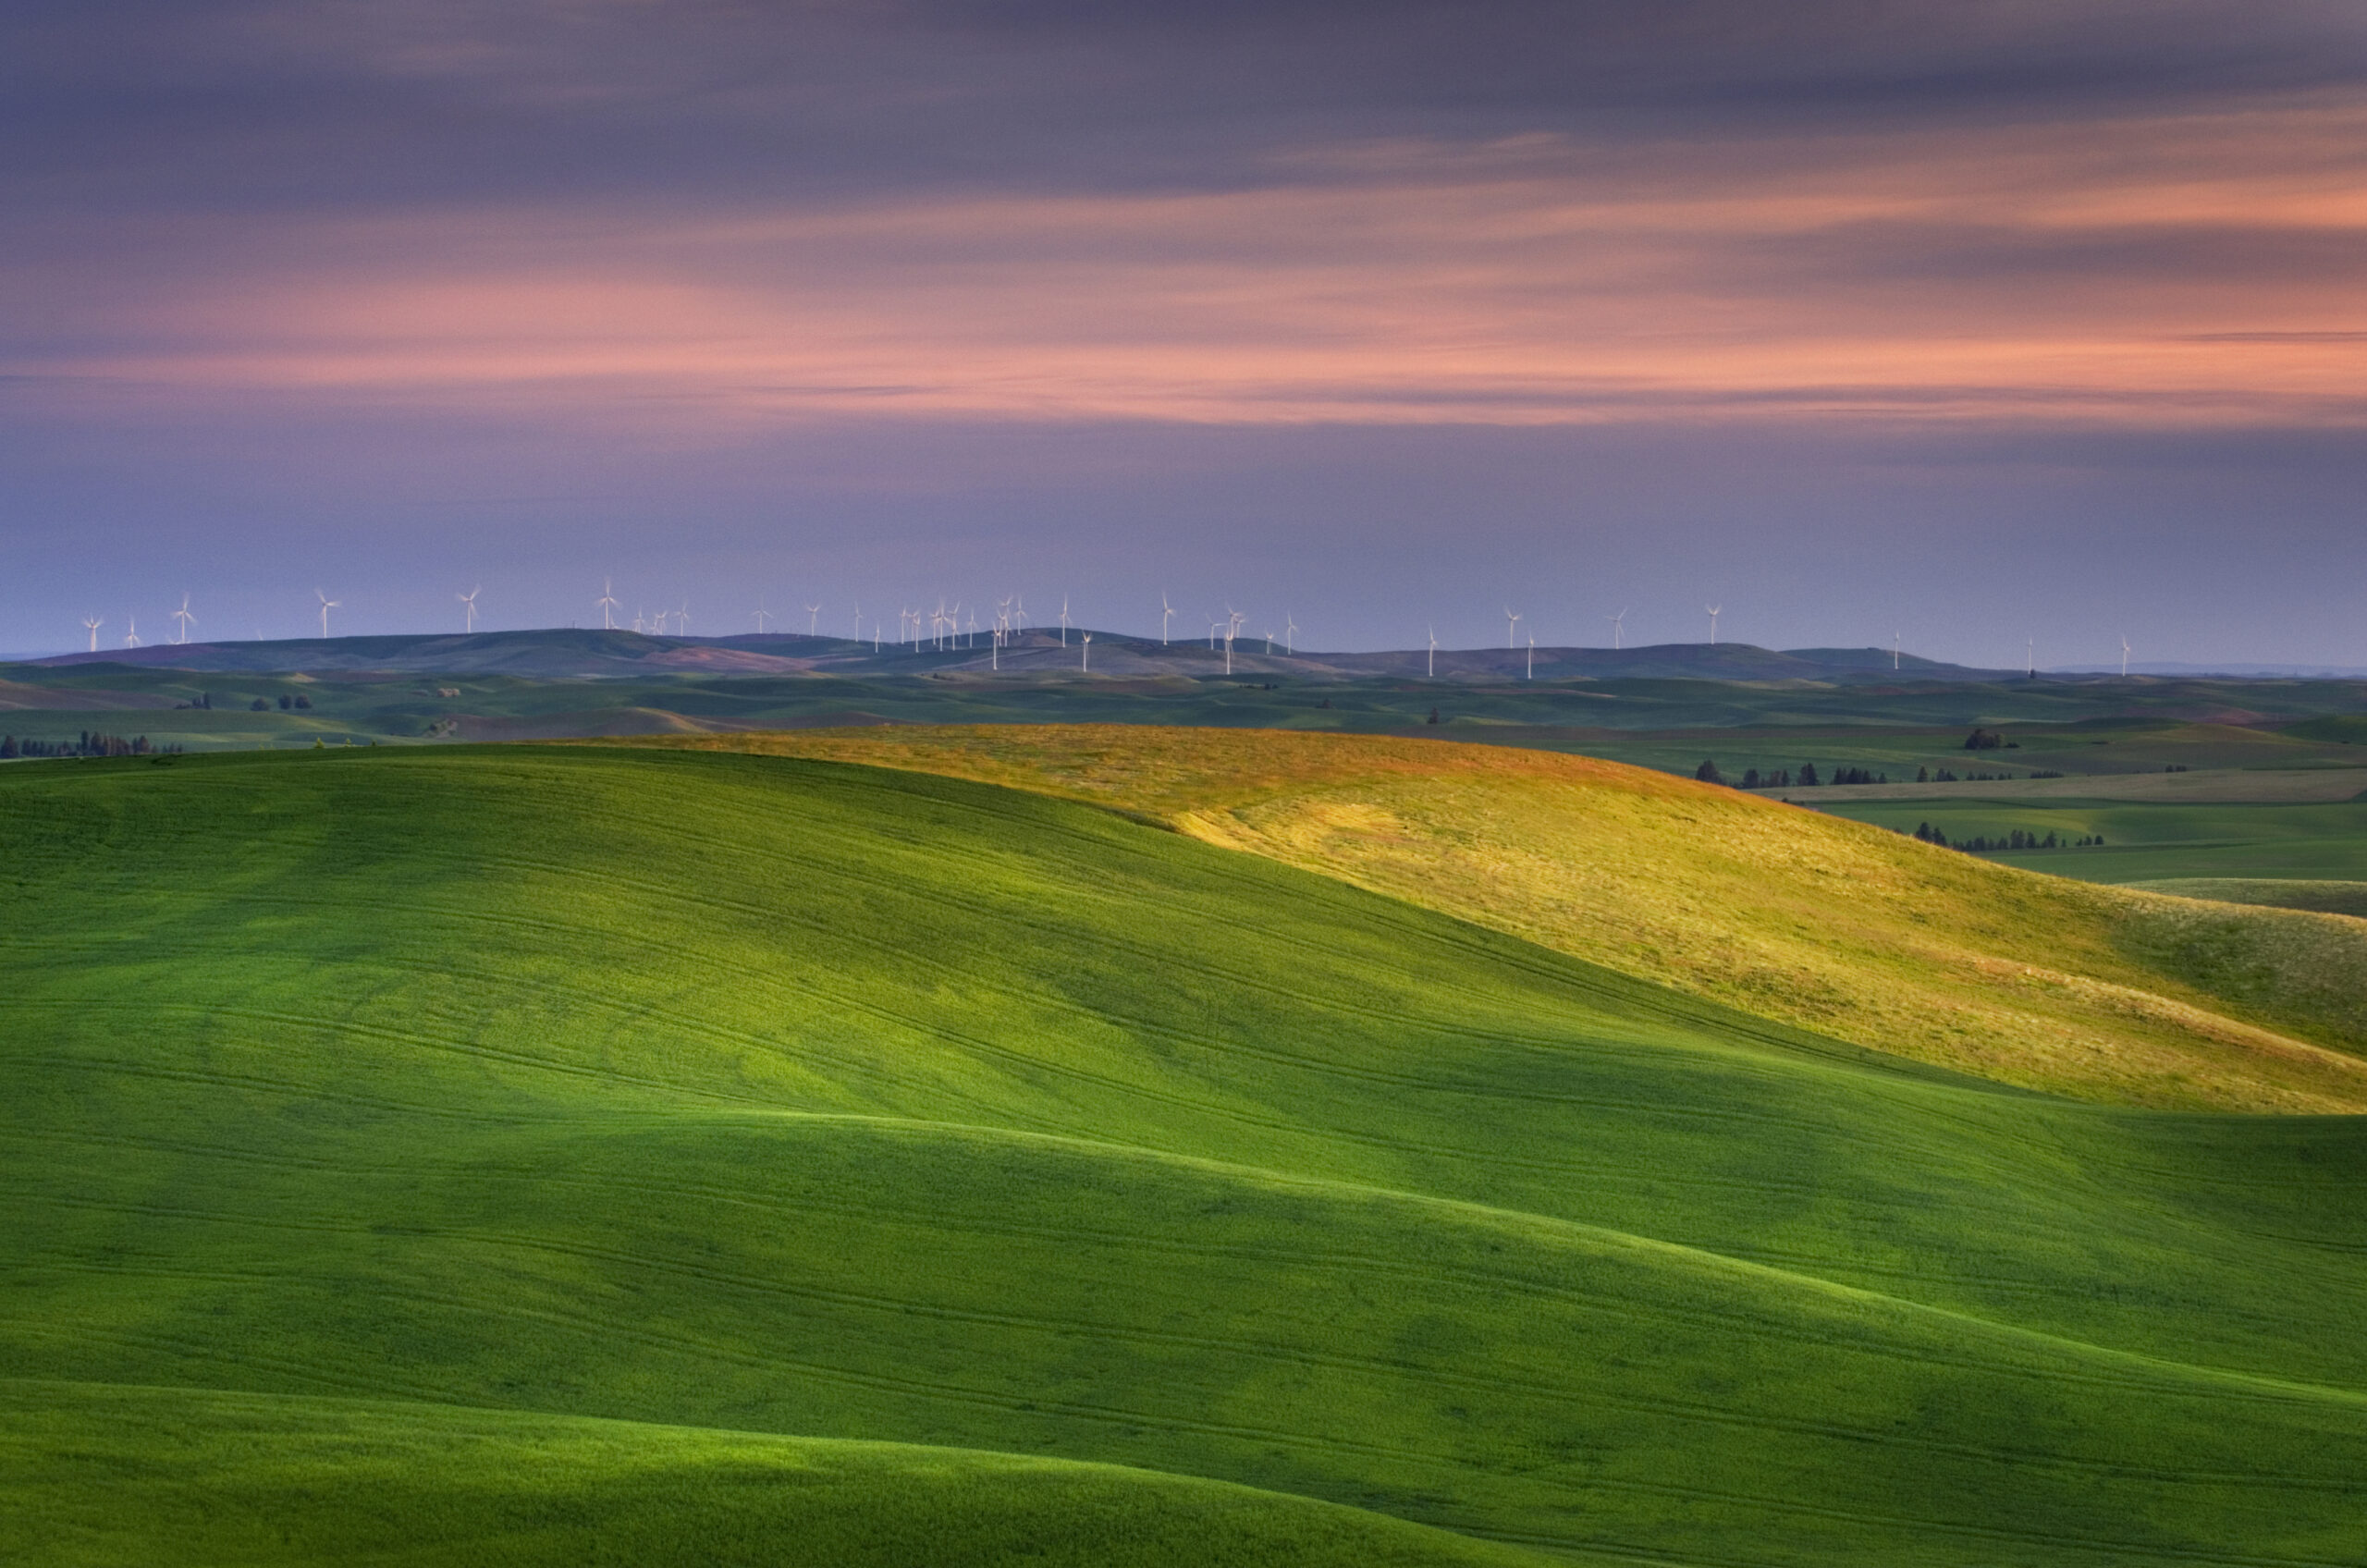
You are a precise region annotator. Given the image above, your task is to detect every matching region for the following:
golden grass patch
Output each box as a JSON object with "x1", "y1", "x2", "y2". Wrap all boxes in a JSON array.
[{"x1": 581, "y1": 726, "x2": 2367, "y2": 1112}]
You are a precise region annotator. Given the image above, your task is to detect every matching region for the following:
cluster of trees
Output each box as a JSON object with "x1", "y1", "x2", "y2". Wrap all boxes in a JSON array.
[
  {"x1": 1, "y1": 732, "x2": 180, "y2": 758},
  {"x1": 1912, "y1": 823, "x2": 2104, "y2": 852},
  {"x1": 1964, "y1": 729, "x2": 2019, "y2": 751},
  {"x1": 1697, "y1": 762, "x2": 1885, "y2": 788},
  {"x1": 248, "y1": 693, "x2": 314, "y2": 712},
  {"x1": 172, "y1": 692, "x2": 216, "y2": 710}
]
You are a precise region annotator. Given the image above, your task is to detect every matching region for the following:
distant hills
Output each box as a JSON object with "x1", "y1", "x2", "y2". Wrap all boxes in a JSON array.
[{"x1": 29, "y1": 627, "x2": 2030, "y2": 683}]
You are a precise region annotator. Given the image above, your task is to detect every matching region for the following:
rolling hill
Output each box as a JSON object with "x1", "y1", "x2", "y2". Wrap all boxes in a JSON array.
[
  {"x1": 5, "y1": 743, "x2": 2367, "y2": 1565},
  {"x1": 604, "y1": 726, "x2": 2367, "y2": 1112}
]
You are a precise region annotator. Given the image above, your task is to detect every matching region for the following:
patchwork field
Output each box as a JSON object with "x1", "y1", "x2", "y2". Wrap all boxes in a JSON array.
[
  {"x1": 607, "y1": 726, "x2": 2367, "y2": 1112},
  {"x1": 6, "y1": 743, "x2": 2366, "y2": 1565}
]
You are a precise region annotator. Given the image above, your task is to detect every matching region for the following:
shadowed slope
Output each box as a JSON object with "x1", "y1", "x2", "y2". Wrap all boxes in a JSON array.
[
  {"x1": 602, "y1": 726, "x2": 2367, "y2": 1111},
  {"x1": 5, "y1": 747, "x2": 2367, "y2": 1566}
]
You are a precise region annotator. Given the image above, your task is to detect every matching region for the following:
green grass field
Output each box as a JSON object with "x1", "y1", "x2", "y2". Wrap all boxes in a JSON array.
[
  {"x1": 1813, "y1": 794, "x2": 2367, "y2": 883},
  {"x1": 6, "y1": 745, "x2": 2367, "y2": 1565}
]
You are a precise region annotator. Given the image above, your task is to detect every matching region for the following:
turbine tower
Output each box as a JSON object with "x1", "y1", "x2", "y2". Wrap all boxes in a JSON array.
[
  {"x1": 1504, "y1": 607, "x2": 1521, "y2": 649},
  {"x1": 1527, "y1": 632, "x2": 1535, "y2": 680},
  {"x1": 458, "y1": 586, "x2": 480, "y2": 632},
  {"x1": 1059, "y1": 595, "x2": 1072, "y2": 647},
  {"x1": 1427, "y1": 625, "x2": 1437, "y2": 678},
  {"x1": 1608, "y1": 608, "x2": 1625, "y2": 649},
  {"x1": 1081, "y1": 631, "x2": 1092, "y2": 672},
  {"x1": 1706, "y1": 604, "x2": 1722, "y2": 645},
  {"x1": 753, "y1": 601, "x2": 771, "y2": 633},
  {"x1": 805, "y1": 603, "x2": 822, "y2": 636},
  {"x1": 595, "y1": 579, "x2": 619, "y2": 631},
  {"x1": 1892, "y1": 629, "x2": 1900, "y2": 670},
  {"x1": 171, "y1": 594, "x2": 196, "y2": 645},
  {"x1": 124, "y1": 616, "x2": 141, "y2": 649},
  {"x1": 1160, "y1": 592, "x2": 1173, "y2": 646},
  {"x1": 2026, "y1": 636, "x2": 2034, "y2": 680},
  {"x1": 2120, "y1": 635, "x2": 2131, "y2": 678},
  {"x1": 80, "y1": 616, "x2": 102, "y2": 654},
  {"x1": 316, "y1": 590, "x2": 340, "y2": 639}
]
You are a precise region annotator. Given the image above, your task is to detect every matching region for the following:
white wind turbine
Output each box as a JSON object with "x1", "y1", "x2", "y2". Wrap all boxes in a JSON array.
[
  {"x1": 1160, "y1": 592, "x2": 1174, "y2": 645},
  {"x1": 595, "y1": 579, "x2": 619, "y2": 631},
  {"x1": 753, "y1": 601, "x2": 771, "y2": 634},
  {"x1": 316, "y1": 590, "x2": 340, "y2": 639},
  {"x1": 1608, "y1": 608, "x2": 1625, "y2": 649},
  {"x1": 1706, "y1": 604, "x2": 1722, "y2": 645},
  {"x1": 1504, "y1": 606, "x2": 1521, "y2": 649},
  {"x1": 2120, "y1": 634, "x2": 2131, "y2": 678},
  {"x1": 2026, "y1": 636, "x2": 2034, "y2": 679},
  {"x1": 1427, "y1": 625, "x2": 1438, "y2": 678},
  {"x1": 458, "y1": 586, "x2": 480, "y2": 632},
  {"x1": 124, "y1": 615, "x2": 141, "y2": 649},
  {"x1": 1284, "y1": 613, "x2": 1297, "y2": 655},
  {"x1": 171, "y1": 594, "x2": 196, "y2": 645},
  {"x1": 1527, "y1": 632, "x2": 1535, "y2": 680},
  {"x1": 80, "y1": 615, "x2": 103, "y2": 653},
  {"x1": 1081, "y1": 631, "x2": 1092, "y2": 672},
  {"x1": 802, "y1": 603, "x2": 819, "y2": 636},
  {"x1": 1059, "y1": 595, "x2": 1072, "y2": 647},
  {"x1": 1892, "y1": 629, "x2": 1901, "y2": 670},
  {"x1": 674, "y1": 599, "x2": 691, "y2": 636}
]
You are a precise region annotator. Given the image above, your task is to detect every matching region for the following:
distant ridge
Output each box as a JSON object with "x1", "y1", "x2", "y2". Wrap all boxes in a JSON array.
[{"x1": 26, "y1": 628, "x2": 2030, "y2": 683}]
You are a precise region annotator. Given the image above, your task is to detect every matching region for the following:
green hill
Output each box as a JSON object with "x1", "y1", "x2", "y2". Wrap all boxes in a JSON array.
[
  {"x1": 5, "y1": 745, "x2": 2367, "y2": 1565},
  {"x1": 605, "y1": 726, "x2": 2367, "y2": 1112}
]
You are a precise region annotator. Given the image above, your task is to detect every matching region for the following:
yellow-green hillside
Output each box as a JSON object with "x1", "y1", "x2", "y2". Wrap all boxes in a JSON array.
[{"x1": 600, "y1": 726, "x2": 2367, "y2": 1111}]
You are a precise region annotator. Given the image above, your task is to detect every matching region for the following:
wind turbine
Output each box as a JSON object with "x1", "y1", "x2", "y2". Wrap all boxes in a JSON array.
[
  {"x1": 1160, "y1": 592, "x2": 1174, "y2": 646},
  {"x1": 1504, "y1": 607, "x2": 1522, "y2": 649},
  {"x1": 458, "y1": 585, "x2": 480, "y2": 632},
  {"x1": 1706, "y1": 604, "x2": 1722, "y2": 645},
  {"x1": 1059, "y1": 595, "x2": 1072, "y2": 647},
  {"x1": 2026, "y1": 636, "x2": 2035, "y2": 680},
  {"x1": 674, "y1": 599, "x2": 690, "y2": 636},
  {"x1": 1264, "y1": 628, "x2": 1273, "y2": 655},
  {"x1": 1427, "y1": 625, "x2": 1437, "y2": 678},
  {"x1": 595, "y1": 579, "x2": 619, "y2": 631},
  {"x1": 1284, "y1": 613, "x2": 1297, "y2": 655},
  {"x1": 1892, "y1": 629, "x2": 1901, "y2": 670},
  {"x1": 124, "y1": 616, "x2": 141, "y2": 649},
  {"x1": 80, "y1": 616, "x2": 103, "y2": 653},
  {"x1": 1608, "y1": 608, "x2": 1625, "y2": 649},
  {"x1": 316, "y1": 590, "x2": 340, "y2": 639},
  {"x1": 1081, "y1": 631, "x2": 1092, "y2": 672},
  {"x1": 753, "y1": 601, "x2": 771, "y2": 633},
  {"x1": 1527, "y1": 632, "x2": 1535, "y2": 680},
  {"x1": 803, "y1": 603, "x2": 820, "y2": 636},
  {"x1": 171, "y1": 594, "x2": 195, "y2": 645},
  {"x1": 2120, "y1": 634, "x2": 2131, "y2": 678}
]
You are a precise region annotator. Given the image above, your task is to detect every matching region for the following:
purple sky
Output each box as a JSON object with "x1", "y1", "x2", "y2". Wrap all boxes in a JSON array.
[{"x1": 6, "y1": 2, "x2": 2365, "y2": 661}]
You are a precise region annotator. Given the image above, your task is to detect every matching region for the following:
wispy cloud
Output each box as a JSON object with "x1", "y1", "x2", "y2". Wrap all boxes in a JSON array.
[{"x1": 10, "y1": 99, "x2": 2363, "y2": 431}]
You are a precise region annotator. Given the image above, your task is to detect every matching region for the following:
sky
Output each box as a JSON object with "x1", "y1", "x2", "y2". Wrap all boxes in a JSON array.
[{"x1": 4, "y1": 1, "x2": 2364, "y2": 661}]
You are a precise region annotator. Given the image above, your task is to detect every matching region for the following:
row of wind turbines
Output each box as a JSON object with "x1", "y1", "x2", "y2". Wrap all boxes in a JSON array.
[{"x1": 71, "y1": 585, "x2": 2146, "y2": 680}]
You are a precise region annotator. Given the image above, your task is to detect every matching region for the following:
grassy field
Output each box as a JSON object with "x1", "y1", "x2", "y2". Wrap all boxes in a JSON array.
[
  {"x1": 5, "y1": 744, "x2": 2367, "y2": 1564},
  {"x1": 607, "y1": 726, "x2": 2367, "y2": 1112},
  {"x1": 1810, "y1": 794, "x2": 2367, "y2": 884}
]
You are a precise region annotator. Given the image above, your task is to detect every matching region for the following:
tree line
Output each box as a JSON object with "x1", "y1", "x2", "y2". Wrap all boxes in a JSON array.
[{"x1": 2, "y1": 732, "x2": 180, "y2": 759}]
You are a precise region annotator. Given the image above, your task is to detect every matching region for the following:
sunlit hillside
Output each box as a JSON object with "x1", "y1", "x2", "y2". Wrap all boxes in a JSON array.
[{"x1": 608, "y1": 726, "x2": 2367, "y2": 1111}]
